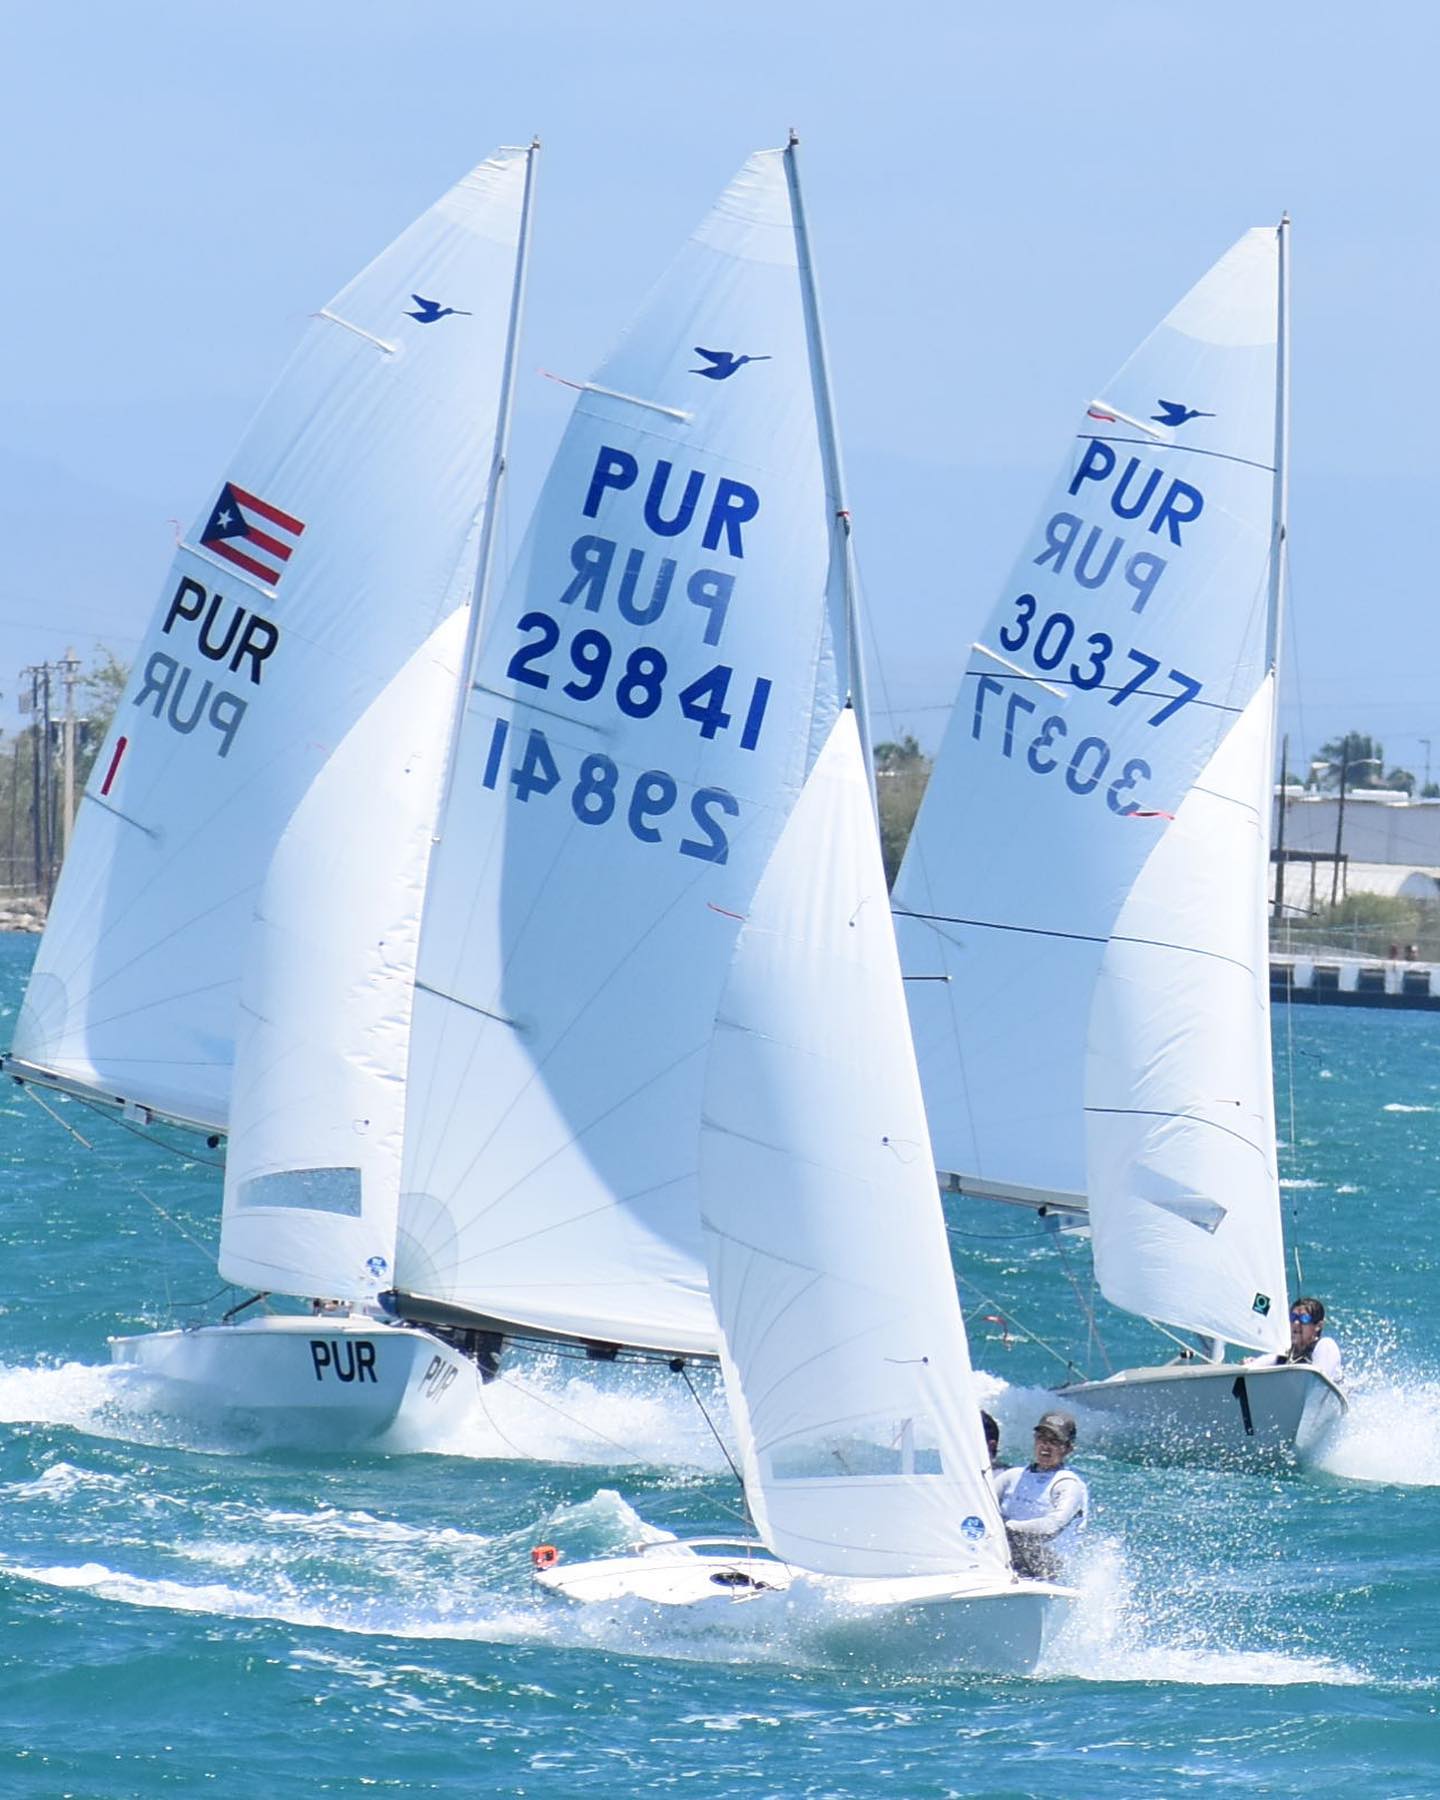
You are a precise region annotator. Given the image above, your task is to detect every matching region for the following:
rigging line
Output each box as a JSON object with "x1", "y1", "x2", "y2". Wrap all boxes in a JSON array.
[
  {"x1": 948, "y1": 1247, "x2": 1089, "y2": 1381},
  {"x1": 1141, "y1": 1314, "x2": 1205, "y2": 1359},
  {"x1": 21, "y1": 1084, "x2": 219, "y2": 1260},
  {"x1": 1053, "y1": 1229, "x2": 1112, "y2": 1376},
  {"x1": 68, "y1": 1091, "x2": 225, "y2": 1169},
  {"x1": 493, "y1": 1366, "x2": 693, "y2": 1469},
  {"x1": 677, "y1": 1362, "x2": 747, "y2": 1506},
  {"x1": 895, "y1": 907, "x2": 1106, "y2": 947}
]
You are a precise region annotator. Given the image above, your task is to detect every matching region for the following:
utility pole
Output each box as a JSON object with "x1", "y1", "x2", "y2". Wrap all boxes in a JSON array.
[
  {"x1": 39, "y1": 663, "x2": 54, "y2": 895},
  {"x1": 60, "y1": 647, "x2": 79, "y2": 859},
  {"x1": 1330, "y1": 748, "x2": 1381, "y2": 909},
  {"x1": 23, "y1": 666, "x2": 42, "y2": 893},
  {"x1": 1330, "y1": 757, "x2": 1348, "y2": 910}
]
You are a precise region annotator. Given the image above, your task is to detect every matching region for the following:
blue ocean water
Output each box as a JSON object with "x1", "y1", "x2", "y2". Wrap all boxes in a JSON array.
[{"x1": 1, "y1": 931, "x2": 1437, "y2": 1797}]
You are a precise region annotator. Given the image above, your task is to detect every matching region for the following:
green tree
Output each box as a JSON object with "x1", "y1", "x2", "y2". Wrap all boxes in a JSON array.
[
  {"x1": 1311, "y1": 731, "x2": 1413, "y2": 795},
  {"x1": 0, "y1": 646, "x2": 130, "y2": 895},
  {"x1": 874, "y1": 734, "x2": 931, "y2": 888},
  {"x1": 76, "y1": 647, "x2": 129, "y2": 788}
]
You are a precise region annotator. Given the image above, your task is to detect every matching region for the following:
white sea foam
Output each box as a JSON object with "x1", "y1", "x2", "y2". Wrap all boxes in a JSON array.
[
  {"x1": 426, "y1": 1353, "x2": 734, "y2": 1472},
  {"x1": 1038, "y1": 1539, "x2": 1364, "y2": 1686},
  {"x1": 1308, "y1": 1345, "x2": 1440, "y2": 1487},
  {"x1": 1382, "y1": 1103, "x2": 1434, "y2": 1114}
]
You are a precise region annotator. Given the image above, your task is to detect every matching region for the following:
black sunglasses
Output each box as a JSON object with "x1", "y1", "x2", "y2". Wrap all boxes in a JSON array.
[{"x1": 1289, "y1": 1311, "x2": 1316, "y2": 1324}]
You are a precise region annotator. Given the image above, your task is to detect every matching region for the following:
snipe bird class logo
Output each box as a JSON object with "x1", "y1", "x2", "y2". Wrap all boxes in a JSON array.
[
  {"x1": 1152, "y1": 399, "x2": 1214, "y2": 427},
  {"x1": 691, "y1": 346, "x2": 772, "y2": 380},
  {"x1": 961, "y1": 1515, "x2": 987, "y2": 1542},
  {"x1": 407, "y1": 293, "x2": 471, "y2": 324}
]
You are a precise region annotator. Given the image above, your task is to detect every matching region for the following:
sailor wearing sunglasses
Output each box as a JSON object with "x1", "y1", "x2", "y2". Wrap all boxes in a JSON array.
[{"x1": 1249, "y1": 1297, "x2": 1343, "y2": 1383}]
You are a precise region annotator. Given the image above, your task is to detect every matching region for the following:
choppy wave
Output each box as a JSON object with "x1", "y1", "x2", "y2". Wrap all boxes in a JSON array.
[{"x1": 0, "y1": 1482, "x2": 1373, "y2": 1687}]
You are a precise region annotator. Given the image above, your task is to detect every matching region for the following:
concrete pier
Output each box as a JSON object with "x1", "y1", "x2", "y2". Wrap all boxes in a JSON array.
[{"x1": 1271, "y1": 953, "x2": 1440, "y2": 1009}]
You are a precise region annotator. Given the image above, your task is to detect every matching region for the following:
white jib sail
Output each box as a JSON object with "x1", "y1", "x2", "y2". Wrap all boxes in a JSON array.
[
  {"x1": 701, "y1": 710, "x2": 1008, "y2": 1580},
  {"x1": 217, "y1": 612, "x2": 466, "y2": 1302},
  {"x1": 10, "y1": 150, "x2": 530, "y2": 1131},
  {"x1": 1085, "y1": 676, "x2": 1289, "y2": 1352},
  {"x1": 396, "y1": 149, "x2": 846, "y2": 1354},
  {"x1": 894, "y1": 227, "x2": 1280, "y2": 1211}
]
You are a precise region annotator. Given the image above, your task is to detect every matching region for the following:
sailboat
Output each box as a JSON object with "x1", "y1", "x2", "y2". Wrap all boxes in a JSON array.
[
  {"x1": 537, "y1": 707, "x2": 1075, "y2": 1674},
  {"x1": 375, "y1": 139, "x2": 858, "y2": 1371},
  {"x1": 101, "y1": 136, "x2": 868, "y2": 1449},
  {"x1": 528, "y1": 142, "x2": 1073, "y2": 1678},
  {"x1": 6, "y1": 146, "x2": 540, "y2": 1447},
  {"x1": 892, "y1": 220, "x2": 1346, "y2": 1462}
]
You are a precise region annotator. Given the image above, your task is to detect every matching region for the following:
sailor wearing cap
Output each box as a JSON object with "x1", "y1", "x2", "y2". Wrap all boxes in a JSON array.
[{"x1": 991, "y1": 1410, "x2": 1088, "y2": 1581}]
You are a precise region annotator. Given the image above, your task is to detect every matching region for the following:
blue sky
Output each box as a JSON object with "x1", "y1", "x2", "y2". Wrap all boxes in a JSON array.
[{"x1": 3, "y1": 2, "x2": 1437, "y2": 773}]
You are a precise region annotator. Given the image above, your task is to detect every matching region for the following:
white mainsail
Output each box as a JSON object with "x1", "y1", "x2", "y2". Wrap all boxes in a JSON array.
[
  {"x1": 9, "y1": 149, "x2": 532, "y2": 1131},
  {"x1": 217, "y1": 612, "x2": 465, "y2": 1300},
  {"x1": 701, "y1": 709, "x2": 1008, "y2": 1578},
  {"x1": 394, "y1": 148, "x2": 849, "y2": 1354},
  {"x1": 1085, "y1": 677, "x2": 1286, "y2": 1348},
  {"x1": 894, "y1": 226, "x2": 1289, "y2": 1351}
]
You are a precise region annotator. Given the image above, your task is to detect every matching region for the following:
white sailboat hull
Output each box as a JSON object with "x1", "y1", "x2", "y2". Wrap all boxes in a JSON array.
[
  {"x1": 1060, "y1": 1359, "x2": 1345, "y2": 1464},
  {"x1": 108, "y1": 1314, "x2": 479, "y2": 1451},
  {"x1": 534, "y1": 1542, "x2": 1074, "y2": 1675}
]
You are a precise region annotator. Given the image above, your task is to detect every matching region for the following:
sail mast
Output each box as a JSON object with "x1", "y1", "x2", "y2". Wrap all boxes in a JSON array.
[
  {"x1": 1265, "y1": 214, "x2": 1291, "y2": 679},
  {"x1": 782, "y1": 131, "x2": 875, "y2": 806},
  {"x1": 437, "y1": 137, "x2": 541, "y2": 836}
]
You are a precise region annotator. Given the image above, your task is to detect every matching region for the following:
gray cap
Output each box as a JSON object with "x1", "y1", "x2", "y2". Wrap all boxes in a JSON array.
[{"x1": 1034, "y1": 1409, "x2": 1077, "y2": 1445}]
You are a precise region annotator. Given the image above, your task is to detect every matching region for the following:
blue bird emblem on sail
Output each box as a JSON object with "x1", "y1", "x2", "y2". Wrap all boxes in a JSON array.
[
  {"x1": 691, "y1": 346, "x2": 772, "y2": 380},
  {"x1": 407, "y1": 294, "x2": 472, "y2": 325},
  {"x1": 1152, "y1": 399, "x2": 1215, "y2": 427}
]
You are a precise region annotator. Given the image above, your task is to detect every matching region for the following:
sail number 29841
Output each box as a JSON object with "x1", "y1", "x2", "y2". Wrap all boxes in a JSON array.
[
  {"x1": 506, "y1": 611, "x2": 772, "y2": 749},
  {"x1": 478, "y1": 718, "x2": 737, "y2": 863}
]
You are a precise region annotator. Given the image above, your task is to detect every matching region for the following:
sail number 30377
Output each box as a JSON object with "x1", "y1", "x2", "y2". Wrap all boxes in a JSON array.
[
  {"x1": 479, "y1": 718, "x2": 736, "y2": 863},
  {"x1": 971, "y1": 675, "x2": 1150, "y2": 814}
]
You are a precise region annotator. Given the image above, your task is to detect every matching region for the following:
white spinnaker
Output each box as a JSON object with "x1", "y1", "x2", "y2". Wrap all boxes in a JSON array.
[
  {"x1": 396, "y1": 149, "x2": 844, "y2": 1354},
  {"x1": 894, "y1": 227, "x2": 1280, "y2": 1207},
  {"x1": 1085, "y1": 676, "x2": 1288, "y2": 1352},
  {"x1": 702, "y1": 711, "x2": 1007, "y2": 1580},
  {"x1": 10, "y1": 151, "x2": 529, "y2": 1131},
  {"x1": 217, "y1": 612, "x2": 465, "y2": 1302}
]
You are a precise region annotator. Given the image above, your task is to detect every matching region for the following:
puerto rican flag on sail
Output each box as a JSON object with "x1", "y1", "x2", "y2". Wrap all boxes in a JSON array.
[{"x1": 199, "y1": 482, "x2": 306, "y2": 586}]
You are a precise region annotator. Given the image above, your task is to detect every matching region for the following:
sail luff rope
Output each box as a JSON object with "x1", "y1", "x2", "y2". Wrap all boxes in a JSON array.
[{"x1": 677, "y1": 1363, "x2": 747, "y2": 1510}]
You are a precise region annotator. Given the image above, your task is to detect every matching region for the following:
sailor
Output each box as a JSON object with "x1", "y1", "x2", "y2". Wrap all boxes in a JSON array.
[
  {"x1": 981, "y1": 1410, "x2": 1007, "y2": 1488},
  {"x1": 992, "y1": 1410, "x2": 1088, "y2": 1581},
  {"x1": 1250, "y1": 1297, "x2": 1344, "y2": 1383}
]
